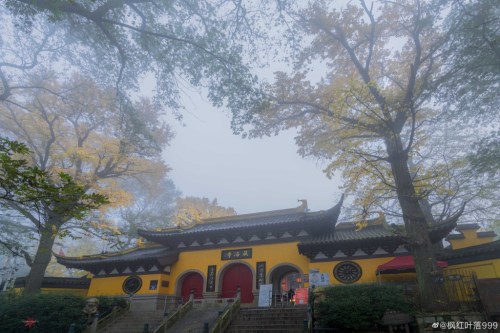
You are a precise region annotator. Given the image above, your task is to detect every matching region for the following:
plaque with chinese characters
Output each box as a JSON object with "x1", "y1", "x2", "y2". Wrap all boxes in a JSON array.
[
  {"x1": 221, "y1": 248, "x2": 252, "y2": 260},
  {"x1": 256, "y1": 262, "x2": 266, "y2": 289},
  {"x1": 206, "y1": 265, "x2": 216, "y2": 292}
]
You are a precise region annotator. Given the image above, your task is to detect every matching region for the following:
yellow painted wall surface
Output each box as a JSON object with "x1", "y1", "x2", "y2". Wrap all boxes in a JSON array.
[
  {"x1": 449, "y1": 230, "x2": 495, "y2": 250},
  {"x1": 87, "y1": 273, "x2": 169, "y2": 297},
  {"x1": 168, "y1": 242, "x2": 309, "y2": 295},
  {"x1": 80, "y1": 242, "x2": 500, "y2": 297},
  {"x1": 41, "y1": 288, "x2": 88, "y2": 297},
  {"x1": 12, "y1": 287, "x2": 88, "y2": 297},
  {"x1": 309, "y1": 257, "x2": 404, "y2": 285},
  {"x1": 446, "y1": 259, "x2": 500, "y2": 279}
]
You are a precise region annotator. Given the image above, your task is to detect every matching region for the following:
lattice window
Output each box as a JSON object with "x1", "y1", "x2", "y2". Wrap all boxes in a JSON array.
[{"x1": 333, "y1": 261, "x2": 362, "y2": 284}]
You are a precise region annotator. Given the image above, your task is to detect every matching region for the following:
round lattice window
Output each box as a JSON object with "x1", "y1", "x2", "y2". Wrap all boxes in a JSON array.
[
  {"x1": 333, "y1": 261, "x2": 362, "y2": 284},
  {"x1": 123, "y1": 276, "x2": 142, "y2": 294}
]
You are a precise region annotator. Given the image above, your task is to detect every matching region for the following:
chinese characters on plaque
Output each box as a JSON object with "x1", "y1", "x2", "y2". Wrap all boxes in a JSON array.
[
  {"x1": 256, "y1": 262, "x2": 266, "y2": 289},
  {"x1": 206, "y1": 265, "x2": 216, "y2": 292},
  {"x1": 221, "y1": 248, "x2": 252, "y2": 260}
]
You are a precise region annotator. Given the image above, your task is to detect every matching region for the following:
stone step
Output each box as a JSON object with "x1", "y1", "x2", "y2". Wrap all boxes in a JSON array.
[
  {"x1": 225, "y1": 328, "x2": 304, "y2": 333},
  {"x1": 240, "y1": 311, "x2": 307, "y2": 316},
  {"x1": 236, "y1": 312, "x2": 307, "y2": 319},
  {"x1": 166, "y1": 307, "x2": 221, "y2": 333},
  {"x1": 98, "y1": 310, "x2": 165, "y2": 333},
  {"x1": 236, "y1": 313, "x2": 307, "y2": 318},
  {"x1": 238, "y1": 309, "x2": 307, "y2": 313},
  {"x1": 240, "y1": 306, "x2": 307, "y2": 311},
  {"x1": 230, "y1": 323, "x2": 307, "y2": 329},
  {"x1": 232, "y1": 320, "x2": 307, "y2": 326},
  {"x1": 226, "y1": 307, "x2": 308, "y2": 333}
]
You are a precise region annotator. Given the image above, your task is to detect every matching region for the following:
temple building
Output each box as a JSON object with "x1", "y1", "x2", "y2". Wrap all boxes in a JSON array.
[{"x1": 54, "y1": 199, "x2": 500, "y2": 308}]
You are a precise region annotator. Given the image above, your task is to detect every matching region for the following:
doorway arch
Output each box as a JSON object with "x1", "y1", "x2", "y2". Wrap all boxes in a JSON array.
[
  {"x1": 268, "y1": 264, "x2": 303, "y2": 294},
  {"x1": 220, "y1": 263, "x2": 254, "y2": 303},
  {"x1": 179, "y1": 271, "x2": 204, "y2": 301}
]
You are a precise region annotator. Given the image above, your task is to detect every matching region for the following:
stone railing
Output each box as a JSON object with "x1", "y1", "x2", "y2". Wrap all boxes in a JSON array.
[
  {"x1": 83, "y1": 302, "x2": 130, "y2": 333},
  {"x1": 153, "y1": 299, "x2": 193, "y2": 333},
  {"x1": 209, "y1": 298, "x2": 240, "y2": 333},
  {"x1": 193, "y1": 297, "x2": 237, "y2": 308}
]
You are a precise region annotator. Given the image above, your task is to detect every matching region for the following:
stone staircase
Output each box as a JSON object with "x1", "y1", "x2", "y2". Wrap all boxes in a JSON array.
[
  {"x1": 97, "y1": 309, "x2": 165, "y2": 333},
  {"x1": 225, "y1": 306, "x2": 308, "y2": 333},
  {"x1": 165, "y1": 307, "x2": 221, "y2": 333}
]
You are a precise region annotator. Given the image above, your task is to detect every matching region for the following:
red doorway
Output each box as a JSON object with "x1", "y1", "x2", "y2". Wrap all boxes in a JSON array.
[
  {"x1": 221, "y1": 263, "x2": 254, "y2": 303},
  {"x1": 181, "y1": 272, "x2": 204, "y2": 301}
]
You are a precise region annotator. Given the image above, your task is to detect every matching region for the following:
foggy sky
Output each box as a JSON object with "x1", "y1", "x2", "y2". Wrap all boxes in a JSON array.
[{"x1": 162, "y1": 92, "x2": 344, "y2": 215}]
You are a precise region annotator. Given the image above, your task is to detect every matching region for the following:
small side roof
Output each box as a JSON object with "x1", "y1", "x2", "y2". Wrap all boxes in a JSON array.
[
  {"x1": 438, "y1": 239, "x2": 500, "y2": 265},
  {"x1": 377, "y1": 256, "x2": 448, "y2": 274},
  {"x1": 298, "y1": 214, "x2": 458, "y2": 259},
  {"x1": 54, "y1": 245, "x2": 178, "y2": 273}
]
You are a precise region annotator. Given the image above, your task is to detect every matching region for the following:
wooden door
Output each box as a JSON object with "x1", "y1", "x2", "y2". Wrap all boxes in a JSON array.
[
  {"x1": 181, "y1": 272, "x2": 204, "y2": 301},
  {"x1": 221, "y1": 263, "x2": 254, "y2": 303}
]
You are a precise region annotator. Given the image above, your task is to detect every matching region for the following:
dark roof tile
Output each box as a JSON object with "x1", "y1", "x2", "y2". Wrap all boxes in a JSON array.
[
  {"x1": 55, "y1": 246, "x2": 178, "y2": 268},
  {"x1": 138, "y1": 200, "x2": 343, "y2": 240}
]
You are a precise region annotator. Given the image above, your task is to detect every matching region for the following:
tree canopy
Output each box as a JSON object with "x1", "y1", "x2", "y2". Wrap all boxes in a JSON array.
[
  {"x1": 1, "y1": 0, "x2": 268, "y2": 116},
  {"x1": 174, "y1": 196, "x2": 236, "y2": 226},
  {"x1": 441, "y1": 0, "x2": 499, "y2": 123},
  {"x1": 229, "y1": 0, "x2": 498, "y2": 310},
  {"x1": 0, "y1": 73, "x2": 170, "y2": 292},
  {"x1": 0, "y1": 137, "x2": 108, "y2": 291}
]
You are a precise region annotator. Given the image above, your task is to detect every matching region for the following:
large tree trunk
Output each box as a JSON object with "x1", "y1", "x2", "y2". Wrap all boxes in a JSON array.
[
  {"x1": 386, "y1": 135, "x2": 446, "y2": 311},
  {"x1": 24, "y1": 224, "x2": 57, "y2": 294}
]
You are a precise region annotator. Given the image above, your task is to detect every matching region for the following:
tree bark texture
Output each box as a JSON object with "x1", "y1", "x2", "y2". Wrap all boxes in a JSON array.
[
  {"x1": 386, "y1": 134, "x2": 446, "y2": 311},
  {"x1": 23, "y1": 224, "x2": 57, "y2": 294}
]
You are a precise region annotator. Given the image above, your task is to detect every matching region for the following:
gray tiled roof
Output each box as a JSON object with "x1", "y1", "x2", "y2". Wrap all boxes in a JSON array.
[
  {"x1": 438, "y1": 239, "x2": 500, "y2": 260},
  {"x1": 138, "y1": 200, "x2": 343, "y2": 240},
  {"x1": 141, "y1": 211, "x2": 306, "y2": 236},
  {"x1": 14, "y1": 276, "x2": 91, "y2": 289},
  {"x1": 299, "y1": 223, "x2": 398, "y2": 245},
  {"x1": 299, "y1": 215, "x2": 458, "y2": 247},
  {"x1": 55, "y1": 246, "x2": 177, "y2": 267}
]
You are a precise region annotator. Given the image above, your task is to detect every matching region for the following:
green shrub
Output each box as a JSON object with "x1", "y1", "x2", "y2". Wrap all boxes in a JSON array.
[
  {"x1": 95, "y1": 296, "x2": 128, "y2": 316},
  {"x1": 0, "y1": 293, "x2": 128, "y2": 333},
  {"x1": 315, "y1": 284, "x2": 413, "y2": 331},
  {"x1": 0, "y1": 292, "x2": 87, "y2": 333}
]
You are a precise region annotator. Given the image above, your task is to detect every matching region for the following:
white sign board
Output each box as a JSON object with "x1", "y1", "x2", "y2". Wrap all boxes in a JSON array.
[
  {"x1": 309, "y1": 272, "x2": 330, "y2": 286},
  {"x1": 258, "y1": 284, "x2": 273, "y2": 307}
]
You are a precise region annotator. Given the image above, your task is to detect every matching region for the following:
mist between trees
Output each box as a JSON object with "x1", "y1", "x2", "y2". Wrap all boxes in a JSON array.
[{"x1": 0, "y1": 0, "x2": 498, "y2": 309}]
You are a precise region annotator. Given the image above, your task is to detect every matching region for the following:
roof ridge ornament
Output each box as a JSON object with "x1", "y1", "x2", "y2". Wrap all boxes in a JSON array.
[{"x1": 297, "y1": 199, "x2": 308, "y2": 212}]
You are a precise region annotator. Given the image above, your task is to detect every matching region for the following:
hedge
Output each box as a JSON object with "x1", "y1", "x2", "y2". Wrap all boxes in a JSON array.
[
  {"x1": 0, "y1": 292, "x2": 127, "y2": 333},
  {"x1": 315, "y1": 284, "x2": 413, "y2": 331}
]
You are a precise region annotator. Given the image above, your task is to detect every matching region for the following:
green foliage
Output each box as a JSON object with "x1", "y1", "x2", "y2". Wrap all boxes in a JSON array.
[
  {"x1": 1, "y1": 136, "x2": 109, "y2": 292},
  {"x1": 0, "y1": 137, "x2": 43, "y2": 204},
  {"x1": 468, "y1": 131, "x2": 500, "y2": 176},
  {"x1": 315, "y1": 284, "x2": 413, "y2": 331},
  {"x1": 0, "y1": 136, "x2": 109, "y2": 225},
  {"x1": 0, "y1": 292, "x2": 87, "y2": 333},
  {"x1": 2, "y1": 0, "x2": 267, "y2": 116},
  {"x1": 95, "y1": 296, "x2": 128, "y2": 316},
  {"x1": 442, "y1": 0, "x2": 500, "y2": 123}
]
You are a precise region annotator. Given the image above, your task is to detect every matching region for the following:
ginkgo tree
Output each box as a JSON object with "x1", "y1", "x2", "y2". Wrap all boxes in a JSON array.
[
  {"x1": 0, "y1": 72, "x2": 171, "y2": 293},
  {"x1": 0, "y1": 137, "x2": 108, "y2": 293},
  {"x1": 174, "y1": 196, "x2": 236, "y2": 226},
  {"x1": 231, "y1": 0, "x2": 493, "y2": 310}
]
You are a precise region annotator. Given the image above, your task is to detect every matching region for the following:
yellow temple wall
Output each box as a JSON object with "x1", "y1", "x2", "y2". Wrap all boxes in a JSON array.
[
  {"x1": 41, "y1": 288, "x2": 89, "y2": 297},
  {"x1": 310, "y1": 257, "x2": 405, "y2": 284},
  {"x1": 61, "y1": 232, "x2": 500, "y2": 298},
  {"x1": 448, "y1": 229, "x2": 495, "y2": 250},
  {"x1": 446, "y1": 259, "x2": 500, "y2": 279},
  {"x1": 12, "y1": 287, "x2": 88, "y2": 297},
  {"x1": 168, "y1": 241, "x2": 309, "y2": 294},
  {"x1": 87, "y1": 273, "x2": 169, "y2": 297}
]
